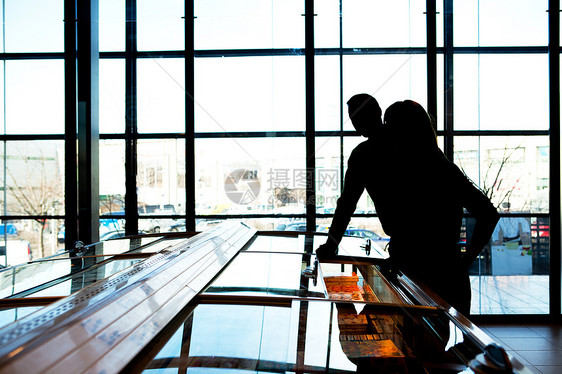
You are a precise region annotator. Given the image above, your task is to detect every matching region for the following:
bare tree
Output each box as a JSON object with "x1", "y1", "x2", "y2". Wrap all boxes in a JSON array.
[
  {"x1": 456, "y1": 144, "x2": 525, "y2": 209},
  {"x1": 4, "y1": 148, "x2": 63, "y2": 258}
]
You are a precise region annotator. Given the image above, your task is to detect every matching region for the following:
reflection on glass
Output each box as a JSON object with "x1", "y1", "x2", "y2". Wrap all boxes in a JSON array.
[
  {"x1": 137, "y1": 58, "x2": 185, "y2": 133},
  {"x1": 5, "y1": 60, "x2": 64, "y2": 134},
  {"x1": 343, "y1": 0, "x2": 426, "y2": 47},
  {"x1": 320, "y1": 263, "x2": 403, "y2": 304},
  {"x1": 204, "y1": 252, "x2": 323, "y2": 297},
  {"x1": 23, "y1": 258, "x2": 142, "y2": 297},
  {"x1": 195, "y1": 0, "x2": 303, "y2": 50},
  {"x1": 454, "y1": 54, "x2": 548, "y2": 130},
  {"x1": 0, "y1": 259, "x2": 71, "y2": 298},
  {"x1": 137, "y1": 0, "x2": 184, "y2": 51},
  {"x1": 143, "y1": 301, "x2": 483, "y2": 373},
  {"x1": 4, "y1": 0, "x2": 63, "y2": 53},
  {"x1": 92, "y1": 236, "x2": 162, "y2": 255},
  {"x1": 245, "y1": 235, "x2": 302, "y2": 254},
  {"x1": 195, "y1": 56, "x2": 305, "y2": 132},
  {"x1": 129, "y1": 238, "x2": 188, "y2": 254},
  {"x1": 0, "y1": 306, "x2": 43, "y2": 329},
  {"x1": 195, "y1": 138, "x2": 306, "y2": 216}
]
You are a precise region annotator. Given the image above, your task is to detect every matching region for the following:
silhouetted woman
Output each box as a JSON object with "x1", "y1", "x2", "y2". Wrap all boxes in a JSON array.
[{"x1": 382, "y1": 100, "x2": 499, "y2": 315}]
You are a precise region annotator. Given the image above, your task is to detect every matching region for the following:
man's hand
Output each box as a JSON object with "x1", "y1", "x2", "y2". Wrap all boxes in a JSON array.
[{"x1": 316, "y1": 242, "x2": 338, "y2": 259}]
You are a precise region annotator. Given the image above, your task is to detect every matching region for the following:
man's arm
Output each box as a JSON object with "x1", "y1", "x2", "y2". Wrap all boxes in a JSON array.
[{"x1": 318, "y1": 152, "x2": 365, "y2": 255}]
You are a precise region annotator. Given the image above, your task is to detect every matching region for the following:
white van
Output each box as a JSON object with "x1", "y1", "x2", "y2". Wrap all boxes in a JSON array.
[{"x1": 0, "y1": 240, "x2": 32, "y2": 267}]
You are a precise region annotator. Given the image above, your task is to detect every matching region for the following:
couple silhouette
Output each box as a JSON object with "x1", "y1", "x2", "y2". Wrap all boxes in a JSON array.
[{"x1": 317, "y1": 93, "x2": 499, "y2": 315}]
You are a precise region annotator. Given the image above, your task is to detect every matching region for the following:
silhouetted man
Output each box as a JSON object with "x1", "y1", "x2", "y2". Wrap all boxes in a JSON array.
[
  {"x1": 317, "y1": 96, "x2": 499, "y2": 315},
  {"x1": 316, "y1": 93, "x2": 388, "y2": 257}
]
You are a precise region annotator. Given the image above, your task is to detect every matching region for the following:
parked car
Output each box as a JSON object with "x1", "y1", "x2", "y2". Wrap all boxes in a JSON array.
[
  {"x1": 0, "y1": 239, "x2": 32, "y2": 267},
  {"x1": 276, "y1": 222, "x2": 312, "y2": 232},
  {"x1": 317, "y1": 226, "x2": 390, "y2": 250}
]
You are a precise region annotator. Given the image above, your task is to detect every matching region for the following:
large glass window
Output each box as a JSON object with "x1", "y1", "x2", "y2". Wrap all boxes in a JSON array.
[
  {"x1": 137, "y1": 58, "x2": 185, "y2": 133},
  {"x1": 454, "y1": 54, "x2": 548, "y2": 130},
  {"x1": 195, "y1": 138, "x2": 305, "y2": 216},
  {"x1": 5, "y1": 60, "x2": 65, "y2": 135},
  {"x1": 195, "y1": 56, "x2": 305, "y2": 133},
  {"x1": 3, "y1": 0, "x2": 63, "y2": 53},
  {"x1": 194, "y1": 0, "x2": 304, "y2": 50},
  {"x1": 0, "y1": 0, "x2": 553, "y2": 319},
  {"x1": 454, "y1": 0, "x2": 548, "y2": 47},
  {"x1": 342, "y1": 0, "x2": 426, "y2": 47}
]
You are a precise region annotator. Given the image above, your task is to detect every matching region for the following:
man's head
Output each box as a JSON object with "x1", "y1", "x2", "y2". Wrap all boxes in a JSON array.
[{"x1": 347, "y1": 94, "x2": 382, "y2": 138}]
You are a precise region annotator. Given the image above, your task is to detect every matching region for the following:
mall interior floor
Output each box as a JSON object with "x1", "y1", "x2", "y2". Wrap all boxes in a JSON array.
[{"x1": 478, "y1": 323, "x2": 562, "y2": 374}]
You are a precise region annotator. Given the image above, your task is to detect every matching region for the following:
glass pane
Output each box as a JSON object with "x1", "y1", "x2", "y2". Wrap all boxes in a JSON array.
[
  {"x1": 454, "y1": 136, "x2": 549, "y2": 213},
  {"x1": 4, "y1": 0, "x2": 63, "y2": 52},
  {"x1": 139, "y1": 218, "x2": 179, "y2": 234},
  {"x1": 320, "y1": 263, "x2": 403, "y2": 303},
  {"x1": 99, "y1": 140, "x2": 125, "y2": 216},
  {"x1": 195, "y1": 0, "x2": 304, "y2": 50},
  {"x1": 99, "y1": 59, "x2": 125, "y2": 133},
  {"x1": 0, "y1": 140, "x2": 64, "y2": 260},
  {"x1": 3, "y1": 140, "x2": 64, "y2": 213},
  {"x1": 0, "y1": 306, "x2": 43, "y2": 329},
  {"x1": 195, "y1": 56, "x2": 305, "y2": 132},
  {"x1": 5, "y1": 60, "x2": 64, "y2": 134},
  {"x1": 315, "y1": 56, "x2": 341, "y2": 131},
  {"x1": 137, "y1": 58, "x2": 185, "y2": 133},
  {"x1": 316, "y1": 137, "x2": 342, "y2": 212},
  {"x1": 454, "y1": 0, "x2": 548, "y2": 47},
  {"x1": 0, "y1": 258, "x2": 72, "y2": 297},
  {"x1": 137, "y1": 0, "x2": 184, "y2": 51},
  {"x1": 24, "y1": 258, "x2": 143, "y2": 297},
  {"x1": 142, "y1": 301, "x2": 489, "y2": 372},
  {"x1": 0, "y1": 224, "x2": 32, "y2": 267},
  {"x1": 314, "y1": 0, "x2": 339, "y2": 48},
  {"x1": 454, "y1": 54, "x2": 548, "y2": 130},
  {"x1": 195, "y1": 218, "x2": 308, "y2": 232},
  {"x1": 204, "y1": 252, "x2": 324, "y2": 297},
  {"x1": 195, "y1": 138, "x2": 305, "y2": 215},
  {"x1": 343, "y1": 0, "x2": 426, "y2": 47},
  {"x1": 137, "y1": 139, "x2": 186, "y2": 215},
  {"x1": 100, "y1": 216, "x2": 126, "y2": 239},
  {"x1": 468, "y1": 215, "x2": 549, "y2": 315},
  {"x1": 87, "y1": 236, "x2": 161, "y2": 255},
  {"x1": 245, "y1": 234, "x2": 304, "y2": 253},
  {"x1": 343, "y1": 55, "x2": 427, "y2": 131},
  {"x1": 99, "y1": 0, "x2": 125, "y2": 52}
]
